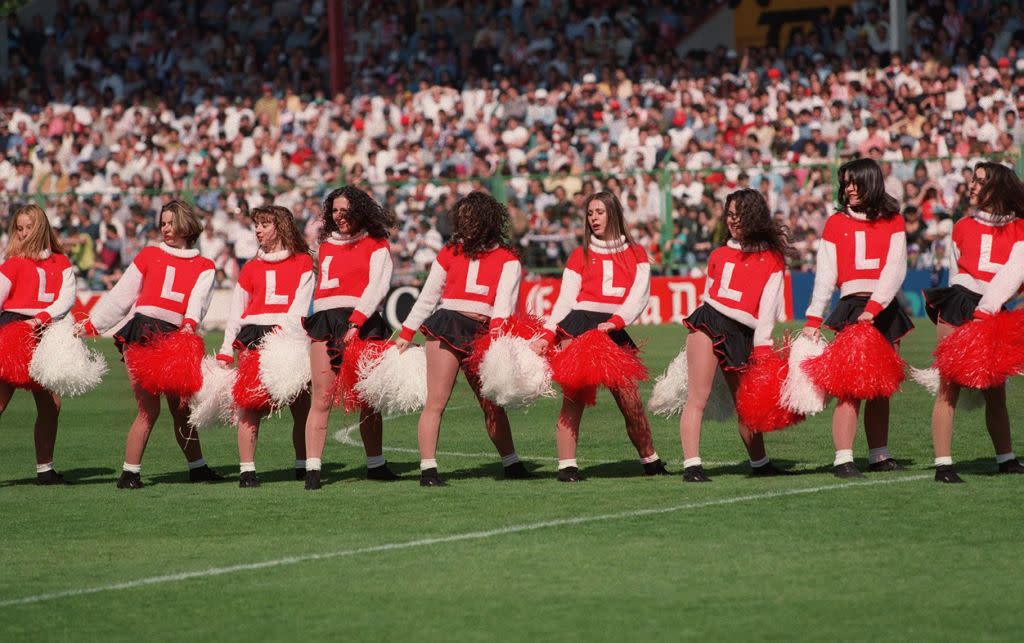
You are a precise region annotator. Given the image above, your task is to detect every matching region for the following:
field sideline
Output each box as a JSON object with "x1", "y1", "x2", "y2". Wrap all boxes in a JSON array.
[{"x1": 2, "y1": 323, "x2": 1022, "y2": 640}]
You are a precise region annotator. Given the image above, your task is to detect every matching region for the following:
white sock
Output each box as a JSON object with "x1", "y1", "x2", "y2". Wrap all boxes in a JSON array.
[
  {"x1": 868, "y1": 447, "x2": 892, "y2": 464},
  {"x1": 36, "y1": 462, "x2": 54, "y2": 474},
  {"x1": 683, "y1": 457, "x2": 703, "y2": 469},
  {"x1": 123, "y1": 462, "x2": 141, "y2": 474},
  {"x1": 640, "y1": 452, "x2": 660, "y2": 465},
  {"x1": 366, "y1": 454, "x2": 386, "y2": 469},
  {"x1": 420, "y1": 458, "x2": 438, "y2": 471},
  {"x1": 240, "y1": 462, "x2": 256, "y2": 473},
  {"x1": 501, "y1": 452, "x2": 520, "y2": 467},
  {"x1": 187, "y1": 458, "x2": 207, "y2": 470},
  {"x1": 557, "y1": 458, "x2": 577, "y2": 470},
  {"x1": 996, "y1": 452, "x2": 1017, "y2": 464},
  {"x1": 749, "y1": 456, "x2": 770, "y2": 468},
  {"x1": 935, "y1": 456, "x2": 954, "y2": 467},
  {"x1": 833, "y1": 450, "x2": 854, "y2": 466},
  {"x1": 306, "y1": 457, "x2": 322, "y2": 471},
  {"x1": 295, "y1": 459, "x2": 306, "y2": 469}
]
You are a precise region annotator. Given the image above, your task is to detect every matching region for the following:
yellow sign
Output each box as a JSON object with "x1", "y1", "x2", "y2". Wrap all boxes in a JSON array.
[{"x1": 734, "y1": 0, "x2": 851, "y2": 50}]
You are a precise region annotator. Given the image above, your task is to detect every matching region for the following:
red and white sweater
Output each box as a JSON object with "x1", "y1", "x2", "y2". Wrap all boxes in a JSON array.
[
  {"x1": 950, "y1": 212, "x2": 1024, "y2": 317},
  {"x1": 805, "y1": 210, "x2": 907, "y2": 326},
  {"x1": 0, "y1": 250, "x2": 76, "y2": 324},
  {"x1": 399, "y1": 244, "x2": 521, "y2": 341},
  {"x1": 701, "y1": 240, "x2": 786, "y2": 348},
  {"x1": 87, "y1": 243, "x2": 216, "y2": 333},
  {"x1": 313, "y1": 232, "x2": 393, "y2": 328},
  {"x1": 217, "y1": 249, "x2": 314, "y2": 360},
  {"x1": 543, "y1": 236, "x2": 650, "y2": 342}
]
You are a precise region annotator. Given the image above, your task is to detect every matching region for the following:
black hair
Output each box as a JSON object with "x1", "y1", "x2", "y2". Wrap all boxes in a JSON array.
[
  {"x1": 319, "y1": 185, "x2": 396, "y2": 241},
  {"x1": 837, "y1": 158, "x2": 899, "y2": 220}
]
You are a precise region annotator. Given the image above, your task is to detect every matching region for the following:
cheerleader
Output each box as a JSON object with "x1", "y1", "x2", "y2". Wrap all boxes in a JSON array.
[
  {"x1": 302, "y1": 186, "x2": 396, "y2": 490},
  {"x1": 802, "y1": 158, "x2": 913, "y2": 478},
  {"x1": 678, "y1": 189, "x2": 792, "y2": 482},
  {"x1": 216, "y1": 205, "x2": 313, "y2": 488},
  {"x1": 395, "y1": 191, "x2": 529, "y2": 487},
  {"x1": 925, "y1": 162, "x2": 1024, "y2": 482},
  {"x1": 81, "y1": 200, "x2": 218, "y2": 489},
  {"x1": 0, "y1": 205, "x2": 75, "y2": 485},
  {"x1": 536, "y1": 191, "x2": 668, "y2": 482}
]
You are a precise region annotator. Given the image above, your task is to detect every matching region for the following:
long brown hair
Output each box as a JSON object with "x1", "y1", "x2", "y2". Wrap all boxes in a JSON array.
[
  {"x1": 582, "y1": 191, "x2": 636, "y2": 261},
  {"x1": 5, "y1": 204, "x2": 64, "y2": 259},
  {"x1": 448, "y1": 191, "x2": 513, "y2": 258},
  {"x1": 252, "y1": 205, "x2": 310, "y2": 255},
  {"x1": 974, "y1": 162, "x2": 1024, "y2": 220},
  {"x1": 319, "y1": 185, "x2": 396, "y2": 242},
  {"x1": 724, "y1": 189, "x2": 797, "y2": 260}
]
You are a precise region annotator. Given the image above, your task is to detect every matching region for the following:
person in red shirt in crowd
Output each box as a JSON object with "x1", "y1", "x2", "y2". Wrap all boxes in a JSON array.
[
  {"x1": 81, "y1": 200, "x2": 219, "y2": 489},
  {"x1": 216, "y1": 205, "x2": 314, "y2": 488},
  {"x1": 924, "y1": 162, "x2": 1024, "y2": 482},
  {"x1": 536, "y1": 191, "x2": 669, "y2": 482},
  {"x1": 678, "y1": 190, "x2": 794, "y2": 482},
  {"x1": 396, "y1": 192, "x2": 530, "y2": 487},
  {"x1": 0, "y1": 205, "x2": 76, "y2": 485},
  {"x1": 802, "y1": 158, "x2": 912, "y2": 478},
  {"x1": 302, "y1": 187, "x2": 397, "y2": 490}
]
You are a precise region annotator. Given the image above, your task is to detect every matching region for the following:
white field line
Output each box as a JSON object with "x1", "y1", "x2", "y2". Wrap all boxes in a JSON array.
[
  {"x1": 0, "y1": 474, "x2": 929, "y2": 608},
  {"x1": 332, "y1": 408, "x2": 744, "y2": 467}
]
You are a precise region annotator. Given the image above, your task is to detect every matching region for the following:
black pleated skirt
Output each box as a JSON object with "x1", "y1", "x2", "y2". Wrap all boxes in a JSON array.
[
  {"x1": 923, "y1": 285, "x2": 984, "y2": 327},
  {"x1": 824, "y1": 295, "x2": 914, "y2": 345},
  {"x1": 303, "y1": 307, "x2": 390, "y2": 369},
  {"x1": 235, "y1": 324, "x2": 277, "y2": 350},
  {"x1": 683, "y1": 304, "x2": 754, "y2": 371},
  {"x1": 420, "y1": 309, "x2": 488, "y2": 356},
  {"x1": 557, "y1": 309, "x2": 637, "y2": 349},
  {"x1": 114, "y1": 313, "x2": 178, "y2": 354},
  {"x1": 0, "y1": 311, "x2": 31, "y2": 328}
]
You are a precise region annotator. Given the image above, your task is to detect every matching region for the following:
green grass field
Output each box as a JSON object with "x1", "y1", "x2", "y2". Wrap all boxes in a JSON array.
[{"x1": 1, "y1": 323, "x2": 1022, "y2": 641}]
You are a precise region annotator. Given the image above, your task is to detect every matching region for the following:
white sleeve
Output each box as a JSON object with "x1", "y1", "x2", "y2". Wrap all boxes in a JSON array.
[
  {"x1": 948, "y1": 237, "x2": 960, "y2": 281},
  {"x1": 399, "y1": 259, "x2": 447, "y2": 338},
  {"x1": 867, "y1": 231, "x2": 908, "y2": 313},
  {"x1": 610, "y1": 263, "x2": 651, "y2": 328},
  {"x1": 353, "y1": 247, "x2": 392, "y2": 322},
  {"x1": 89, "y1": 263, "x2": 144, "y2": 333},
  {"x1": 218, "y1": 283, "x2": 250, "y2": 356},
  {"x1": 489, "y1": 260, "x2": 522, "y2": 324},
  {"x1": 544, "y1": 267, "x2": 582, "y2": 331},
  {"x1": 0, "y1": 271, "x2": 11, "y2": 310},
  {"x1": 977, "y1": 241, "x2": 1024, "y2": 315},
  {"x1": 805, "y1": 239, "x2": 836, "y2": 322},
  {"x1": 287, "y1": 269, "x2": 314, "y2": 327},
  {"x1": 184, "y1": 268, "x2": 216, "y2": 326},
  {"x1": 39, "y1": 267, "x2": 77, "y2": 321},
  {"x1": 754, "y1": 270, "x2": 784, "y2": 347}
]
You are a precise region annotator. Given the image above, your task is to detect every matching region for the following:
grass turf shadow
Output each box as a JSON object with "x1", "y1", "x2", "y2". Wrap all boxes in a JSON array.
[{"x1": 0, "y1": 466, "x2": 118, "y2": 487}]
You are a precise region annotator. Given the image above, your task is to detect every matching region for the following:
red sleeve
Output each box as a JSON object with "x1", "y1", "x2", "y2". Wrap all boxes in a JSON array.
[
  {"x1": 565, "y1": 248, "x2": 584, "y2": 273},
  {"x1": 237, "y1": 260, "x2": 254, "y2": 291},
  {"x1": 436, "y1": 245, "x2": 453, "y2": 269},
  {"x1": 631, "y1": 244, "x2": 649, "y2": 263},
  {"x1": 820, "y1": 214, "x2": 840, "y2": 243}
]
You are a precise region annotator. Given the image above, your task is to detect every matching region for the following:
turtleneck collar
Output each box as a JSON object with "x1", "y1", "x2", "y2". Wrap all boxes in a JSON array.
[
  {"x1": 257, "y1": 248, "x2": 292, "y2": 262},
  {"x1": 159, "y1": 242, "x2": 199, "y2": 258},
  {"x1": 37, "y1": 249, "x2": 52, "y2": 260},
  {"x1": 589, "y1": 235, "x2": 627, "y2": 254},
  {"x1": 973, "y1": 210, "x2": 1014, "y2": 227},
  {"x1": 325, "y1": 231, "x2": 367, "y2": 245},
  {"x1": 844, "y1": 207, "x2": 869, "y2": 222},
  {"x1": 726, "y1": 238, "x2": 768, "y2": 253}
]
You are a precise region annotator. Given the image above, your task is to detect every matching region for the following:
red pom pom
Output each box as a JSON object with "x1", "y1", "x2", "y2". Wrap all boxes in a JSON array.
[
  {"x1": 0, "y1": 321, "x2": 39, "y2": 389},
  {"x1": 802, "y1": 321, "x2": 905, "y2": 400},
  {"x1": 550, "y1": 330, "x2": 648, "y2": 407},
  {"x1": 934, "y1": 310, "x2": 1024, "y2": 389},
  {"x1": 332, "y1": 337, "x2": 392, "y2": 411},
  {"x1": 233, "y1": 349, "x2": 272, "y2": 411},
  {"x1": 736, "y1": 347, "x2": 804, "y2": 433},
  {"x1": 465, "y1": 314, "x2": 547, "y2": 375},
  {"x1": 125, "y1": 329, "x2": 205, "y2": 397}
]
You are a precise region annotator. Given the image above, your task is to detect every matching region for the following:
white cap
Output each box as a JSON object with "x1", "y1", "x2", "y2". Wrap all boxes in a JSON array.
[
  {"x1": 535, "y1": 88, "x2": 548, "y2": 99},
  {"x1": 583, "y1": 73, "x2": 597, "y2": 83}
]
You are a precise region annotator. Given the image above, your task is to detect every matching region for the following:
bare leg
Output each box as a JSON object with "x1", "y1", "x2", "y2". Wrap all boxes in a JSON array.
[
  {"x1": 167, "y1": 393, "x2": 203, "y2": 463},
  {"x1": 464, "y1": 367, "x2": 515, "y2": 457},
  {"x1": 304, "y1": 341, "x2": 335, "y2": 463},
  {"x1": 289, "y1": 389, "x2": 310, "y2": 461},
  {"x1": 237, "y1": 408, "x2": 262, "y2": 464},
  {"x1": 723, "y1": 371, "x2": 766, "y2": 461},
  {"x1": 931, "y1": 322, "x2": 959, "y2": 460},
  {"x1": 864, "y1": 397, "x2": 890, "y2": 450},
  {"x1": 609, "y1": 383, "x2": 656, "y2": 459},
  {"x1": 124, "y1": 377, "x2": 162, "y2": 467},
  {"x1": 678, "y1": 331, "x2": 721, "y2": 463},
  {"x1": 832, "y1": 399, "x2": 861, "y2": 454},
  {"x1": 982, "y1": 385, "x2": 1013, "y2": 455},
  {"x1": 30, "y1": 389, "x2": 61, "y2": 466},
  {"x1": 555, "y1": 336, "x2": 585, "y2": 463},
  {"x1": 417, "y1": 340, "x2": 460, "y2": 462},
  {"x1": 358, "y1": 407, "x2": 384, "y2": 457}
]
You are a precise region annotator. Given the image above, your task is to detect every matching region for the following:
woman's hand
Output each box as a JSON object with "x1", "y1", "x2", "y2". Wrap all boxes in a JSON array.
[
  {"x1": 343, "y1": 327, "x2": 358, "y2": 344},
  {"x1": 596, "y1": 322, "x2": 616, "y2": 332},
  {"x1": 529, "y1": 337, "x2": 549, "y2": 355},
  {"x1": 801, "y1": 326, "x2": 821, "y2": 341},
  {"x1": 395, "y1": 338, "x2": 411, "y2": 353},
  {"x1": 857, "y1": 311, "x2": 875, "y2": 322},
  {"x1": 24, "y1": 318, "x2": 43, "y2": 330}
]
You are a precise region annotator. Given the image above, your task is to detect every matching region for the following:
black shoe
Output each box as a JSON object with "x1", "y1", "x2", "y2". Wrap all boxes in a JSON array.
[
  {"x1": 188, "y1": 465, "x2": 224, "y2": 483},
  {"x1": 116, "y1": 470, "x2": 143, "y2": 489},
  {"x1": 294, "y1": 468, "x2": 305, "y2": 481},
  {"x1": 239, "y1": 471, "x2": 260, "y2": 488},
  {"x1": 367, "y1": 464, "x2": 401, "y2": 481},
  {"x1": 642, "y1": 459, "x2": 670, "y2": 476},
  {"x1": 304, "y1": 469, "x2": 322, "y2": 490},
  {"x1": 556, "y1": 466, "x2": 584, "y2": 482},
  {"x1": 997, "y1": 459, "x2": 1024, "y2": 474},
  {"x1": 503, "y1": 461, "x2": 534, "y2": 479},
  {"x1": 750, "y1": 462, "x2": 789, "y2": 477},
  {"x1": 35, "y1": 469, "x2": 69, "y2": 485},
  {"x1": 935, "y1": 465, "x2": 964, "y2": 483},
  {"x1": 869, "y1": 458, "x2": 906, "y2": 472},
  {"x1": 682, "y1": 465, "x2": 711, "y2": 482},
  {"x1": 419, "y1": 467, "x2": 447, "y2": 487},
  {"x1": 833, "y1": 462, "x2": 864, "y2": 479}
]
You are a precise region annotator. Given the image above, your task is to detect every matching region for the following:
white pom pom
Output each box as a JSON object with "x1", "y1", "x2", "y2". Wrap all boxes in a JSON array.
[
  {"x1": 781, "y1": 334, "x2": 828, "y2": 415},
  {"x1": 258, "y1": 327, "x2": 311, "y2": 407},
  {"x1": 189, "y1": 356, "x2": 237, "y2": 430},
  {"x1": 648, "y1": 350, "x2": 688, "y2": 417},
  {"x1": 355, "y1": 345, "x2": 427, "y2": 415},
  {"x1": 479, "y1": 335, "x2": 553, "y2": 408},
  {"x1": 909, "y1": 366, "x2": 941, "y2": 395},
  {"x1": 29, "y1": 317, "x2": 107, "y2": 397}
]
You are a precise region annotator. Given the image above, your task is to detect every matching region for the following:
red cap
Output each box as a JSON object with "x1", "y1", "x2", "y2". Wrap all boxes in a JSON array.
[
  {"x1": 767, "y1": 68, "x2": 782, "y2": 79},
  {"x1": 998, "y1": 57, "x2": 1011, "y2": 68},
  {"x1": 354, "y1": 117, "x2": 364, "y2": 131},
  {"x1": 609, "y1": 99, "x2": 620, "y2": 111},
  {"x1": 672, "y1": 111, "x2": 686, "y2": 126},
  {"x1": 400, "y1": 114, "x2": 410, "y2": 126},
  {"x1": 592, "y1": 110, "x2": 603, "y2": 121}
]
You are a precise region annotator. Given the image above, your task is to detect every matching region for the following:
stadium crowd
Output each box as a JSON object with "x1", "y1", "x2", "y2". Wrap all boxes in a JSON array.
[{"x1": 2, "y1": 0, "x2": 1024, "y2": 289}]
